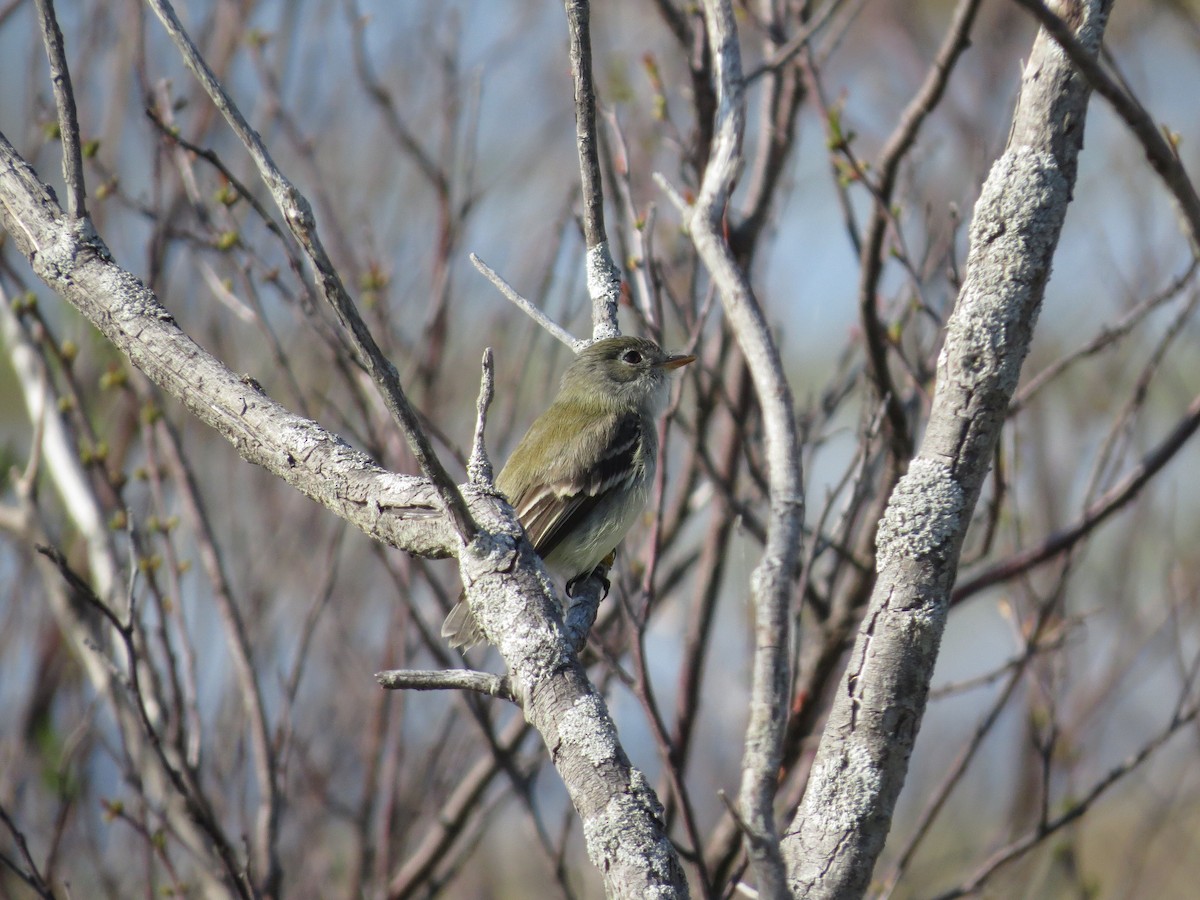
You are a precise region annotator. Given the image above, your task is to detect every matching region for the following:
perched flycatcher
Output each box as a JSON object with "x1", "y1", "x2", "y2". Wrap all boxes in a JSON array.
[{"x1": 442, "y1": 335, "x2": 695, "y2": 649}]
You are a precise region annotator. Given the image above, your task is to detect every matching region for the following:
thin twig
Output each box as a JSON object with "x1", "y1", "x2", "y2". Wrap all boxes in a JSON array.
[
  {"x1": 954, "y1": 389, "x2": 1200, "y2": 603},
  {"x1": 1010, "y1": 260, "x2": 1199, "y2": 414},
  {"x1": 34, "y1": 0, "x2": 87, "y2": 219},
  {"x1": 469, "y1": 254, "x2": 580, "y2": 350},
  {"x1": 468, "y1": 348, "x2": 496, "y2": 487},
  {"x1": 375, "y1": 668, "x2": 514, "y2": 701},
  {"x1": 35, "y1": 544, "x2": 255, "y2": 899},
  {"x1": 652, "y1": 170, "x2": 692, "y2": 220},
  {"x1": 387, "y1": 718, "x2": 533, "y2": 896},
  {"x1": 1009, "y1": 0, "x2": 1200, "y2": 252},
  {"x1": 0, "y1": 804, "x2": 56, "y2": 900},
  {"x1": 563, "y1": 0, "x2": 621, "y2": 337},
  {"x1": 930, "y1": 700, "x2": 1200, "y2": 900},
  {"x1": 153, "y1": 413, "x2": 282, "y2": 896},
  {"x1": 855, "y1": 0, "x2": 983, "y2": 462}
]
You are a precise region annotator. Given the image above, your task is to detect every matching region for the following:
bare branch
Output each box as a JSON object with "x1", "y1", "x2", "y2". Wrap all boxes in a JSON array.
[
  {"x1": 34, "y1": 0, "x2": 87, "y2": 219},
  {"x1": 954, "y1": 388, "x2": 1200, "y2": 603},
  {"x1": 154, "y1": 414, "x2": 282, "y2": 896},
  {"x1": 1, "y1": 106, "x2": 688, "y2": 900},
  {"x1": 0, "y1": 133, "x2": 457, "y2": 560},
  {"x1": 143, "y1": 0, "x2": 477, "y2": 543},
  {"x1": 1010, "y1": 0, "x2": 1200, "y2": 252},
  {"x1": 376, "y1": 668, "x2": 514, "y2": 701},
  {"x1": 563, "y1": 0, "x2": 621, "y2": 338},
  {"x1": 784, "y1": 3, "x2": 1112, "y2": 895},
  {"x1": 468, "y1": 347, "x2": 496, "y2": 487},
  {"x1": 0, "y1": 804, "x2": 57, "y2": 900},
  {"x1": 469, "y1": 253, "x2": 580, "y2": 350},
  {"x1": 931, "y1": 699, "x2": 1200, "y2": 900},
  {"x1": 688, "y1": 2, "x2": 805, "y2": 894},
  {"x1": 1009, "y1": 260, "x2": 1199, "y2": 413},
  {"x1": 855, "y1": 0, "x2": 983, "y2": 462},
  {"x1": 387, "y1": 718, "x2": 533, "y2": 896}
]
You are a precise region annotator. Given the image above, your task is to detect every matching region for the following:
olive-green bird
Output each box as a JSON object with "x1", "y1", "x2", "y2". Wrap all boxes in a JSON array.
[{"x1": 442, "y1": 335, "x2": 694, "y2": 649}]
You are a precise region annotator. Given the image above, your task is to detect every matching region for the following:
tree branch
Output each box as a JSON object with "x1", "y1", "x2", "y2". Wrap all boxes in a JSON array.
[
  {"x1": 34, "y1": 0, "x2": 86, "y2": 220},
  {"x1": 376, "y1": 668, "x2": 514, "y2": 700},
  {"x1": 470, "y1": 253, "x2": 580, "y2": 350},
  {"x1": 855, "y1": 0, "x2": 983, "y2": 462},
  {"x1": 687, "y1": 2, "x2": 805, "y2": 895},
  {"x1": 563, "y1": 0, "x2": 621, "y2": 338},
  {"x1": 0, "y1": 132, "x2": 457, "y2": 560},
  {"x1": 0, "y1": 120, "x2": 688, "y2": 900},
  {"x1": 143, "y1": 0, "x2": 476, "y2": 543},
  {"x1": 953, "y1": 387, "x2": 1200, "y2": 603},
  {"x1": 1009, "y1": 0, "x2": 1200, "y2": 252},
  {"x1": 783, "y1": 2, "x2": 1113, "y2": 895}
]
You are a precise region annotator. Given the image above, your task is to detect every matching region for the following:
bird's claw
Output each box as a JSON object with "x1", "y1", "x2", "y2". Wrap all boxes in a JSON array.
[{"x1": 566, "y1": 569, "x2": 611, "y2": 599}]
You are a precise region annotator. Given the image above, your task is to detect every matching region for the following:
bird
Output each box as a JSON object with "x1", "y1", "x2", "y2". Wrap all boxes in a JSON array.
[{"x1": 441, "y1": 335, "x2": 695, "y2": 649}]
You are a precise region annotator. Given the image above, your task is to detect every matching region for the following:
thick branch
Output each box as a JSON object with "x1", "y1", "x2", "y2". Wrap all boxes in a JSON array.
[
  {"x1": 783, "y1": 2, "x2": 1112, "y2": 896},
  {"x1": 0, "y1": 132, "x2": 457, "y2": 560}
]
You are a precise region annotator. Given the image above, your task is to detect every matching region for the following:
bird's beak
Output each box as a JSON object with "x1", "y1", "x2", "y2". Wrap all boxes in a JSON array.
[{"x1": 661, "y1": 353, "x2": 696, "y2": 370}]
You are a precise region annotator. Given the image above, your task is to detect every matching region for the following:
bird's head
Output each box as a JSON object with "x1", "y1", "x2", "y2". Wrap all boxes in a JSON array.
[{"x1": 558, "y1": 336, "x2": 695, "y2": 415}]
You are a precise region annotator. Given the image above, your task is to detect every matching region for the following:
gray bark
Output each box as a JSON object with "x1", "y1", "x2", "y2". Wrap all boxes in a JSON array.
[{"x1": 782, "y1": 2, "x2": 1113, "y2": 897}]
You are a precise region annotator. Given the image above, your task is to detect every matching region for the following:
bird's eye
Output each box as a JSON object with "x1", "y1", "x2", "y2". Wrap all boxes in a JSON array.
[{"x1": 621, "y1": 349, "x2": 643, "y2": 365}]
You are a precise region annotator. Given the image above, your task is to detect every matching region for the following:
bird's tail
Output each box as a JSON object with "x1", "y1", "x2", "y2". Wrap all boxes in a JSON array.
[{"x1": 441, "y1": 596, "x2": 485, "y2": 650}]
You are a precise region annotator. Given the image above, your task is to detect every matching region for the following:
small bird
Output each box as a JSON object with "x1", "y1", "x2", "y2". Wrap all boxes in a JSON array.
[{"x1": 442, "y1": 335, "x2": 695, "y2": 649}]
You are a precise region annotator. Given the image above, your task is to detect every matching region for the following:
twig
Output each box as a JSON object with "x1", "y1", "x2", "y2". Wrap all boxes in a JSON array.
[
  {"x1": 730, "y1": 2, "x2": 807, "y2": 257},
  {"x1": 1010, "y1": 259, "x2": 1199, "y2": 413},
  {"x1": 931, "y1": 699, "x2": 1200, "y2": 900},
  {"x1": 387, "y1": 718, "x2": 533, "y2": 896},
  {"x1": 469, "y1": 254, "x2": 580, "y2": 350},
  {"x1": 876, "y1": 656, "x2": 1026, "y2": 898},
  {"x1": 144, "y1": 0, "x2": 476, "y2": 544},
  {"x1": 954, "y1": 389, "x2": 1200, "y2": 603},
  {"x1": 563, "y1": 0, "x2": 621, "y2": 337},
  {"x1": 35, "y1": 544, "x2": 254, "y2": 899},
  {"x1": 153, "y1": 413, "x2": 282, "y2": 896},
  {"x1": 375, "y1": 668, "x2": 514, "y2": 701},
  {"x1": 0, "y1": 804, "x2": 56, "y2": 900},
  {"x1": 144, "y1": 106, "x2": 293, "y2": 253},
  {"x1": 652, "y1": 171, "x2": 691, "y2": 220},
  {"x1": 855, "y1": 0, "x2": 983, "y2": 462},
  {"x1": 602, "y1": 108, "x2": 659, "y2": 327},
  {"x1": 34, "y1": 0, "x2": 86, "y2": 220},
  {"x1": 622, "y1": 599, "x2": 713, "y2": 895},
  {"x1": 467, "y1": 348, "x2": 496, "y2": 487},
  {"x1": 743, "y1": 1, "x2": 841, "y2": 82}
]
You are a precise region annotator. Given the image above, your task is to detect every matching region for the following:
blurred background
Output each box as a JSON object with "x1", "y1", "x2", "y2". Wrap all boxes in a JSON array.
[{"x1": 1, "y1": 0, "x2": 1198, "y2": 897}]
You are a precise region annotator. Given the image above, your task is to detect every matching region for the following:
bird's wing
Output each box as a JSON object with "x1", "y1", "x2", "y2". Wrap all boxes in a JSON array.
[{"x1": 504, "y1": 410, "x2": 646, "y2": 560}]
